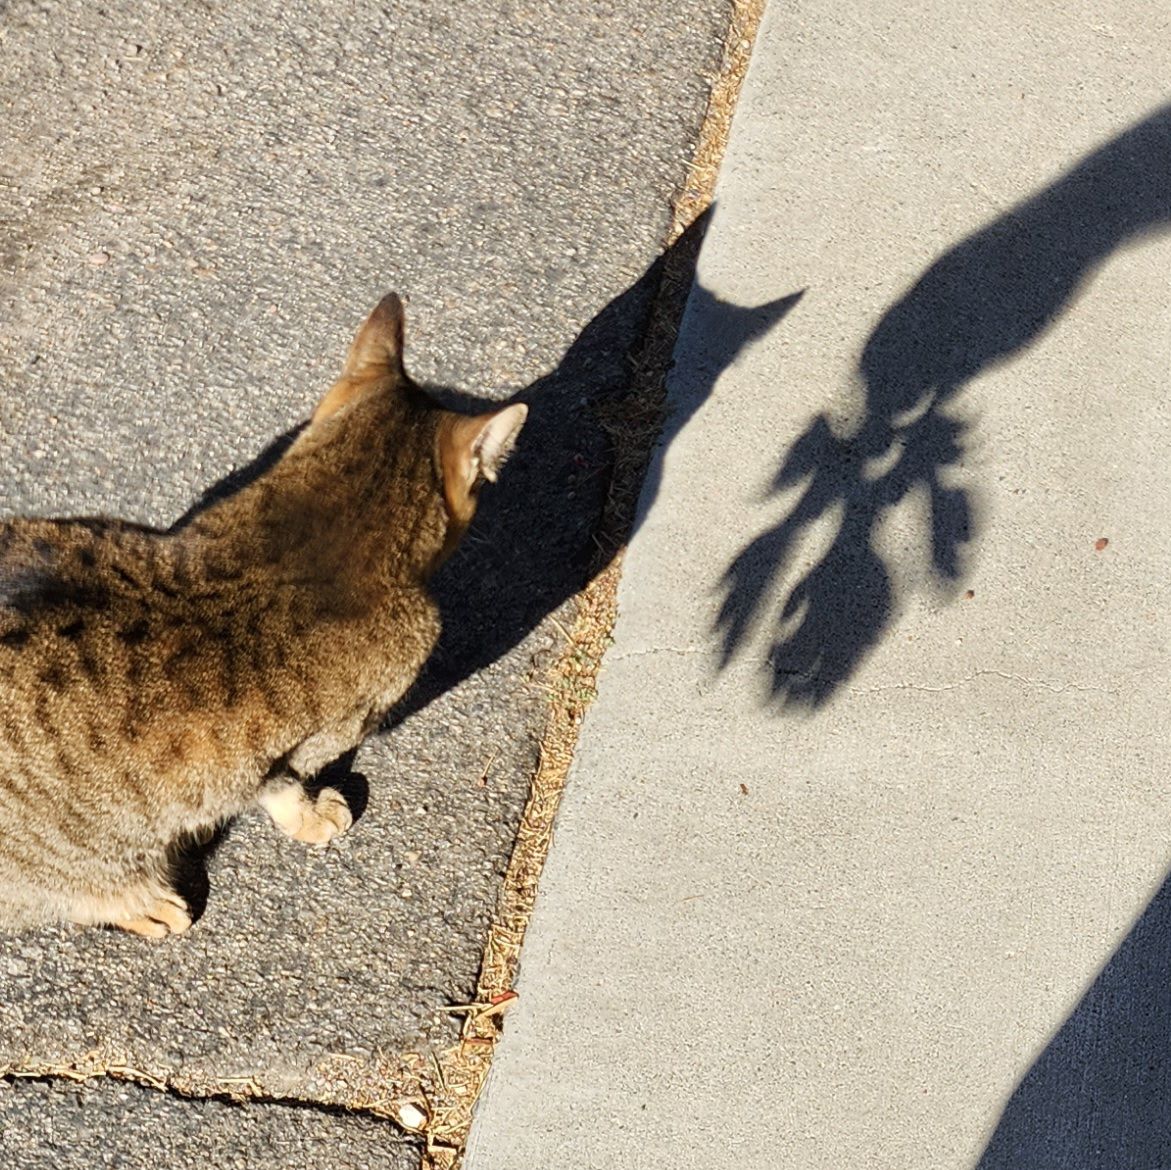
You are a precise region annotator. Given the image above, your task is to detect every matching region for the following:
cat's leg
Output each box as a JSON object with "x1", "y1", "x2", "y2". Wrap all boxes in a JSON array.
[
  {"x1": 68, "y1": 881, "x2": 192, "y2": 938},
  {"x1": 285, "y1": 707, "x2": 377, "y2": 780},
  {"x1": 258, "y1": 775, "x2": 353, "y2": 846},
  {"x1": 257, "y1": 706, "x2": 375, "y2": 845},
  {"x1": 115, "y1": 891, "x2": 193, "y2": 938}
]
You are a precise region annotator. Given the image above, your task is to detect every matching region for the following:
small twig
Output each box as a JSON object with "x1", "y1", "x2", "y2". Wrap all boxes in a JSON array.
[
  {"x1": 547, "y1": 615, "x2": 576, "y2": 646},
  {"x1": 476, "y1": 750, "x2": 499, "y2": 788},
  {"x1": 429, "y1": 1049, "x2": 447, "y2": 1094},
  {"x1": 444, "y1": 990, "x2": 518, "y2": 1021}
]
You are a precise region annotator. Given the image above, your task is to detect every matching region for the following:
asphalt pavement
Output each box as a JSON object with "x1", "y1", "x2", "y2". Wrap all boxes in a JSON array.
[
  {"x1": 0, "y1": 0, "x2": 731, "y2": 1164},
  {"x1": 0, "y1": 1077, "x2": 417, "y2": 1170},
  {"x1": 467, "y1": 2, "x2": 1171, "y2": 1168}
]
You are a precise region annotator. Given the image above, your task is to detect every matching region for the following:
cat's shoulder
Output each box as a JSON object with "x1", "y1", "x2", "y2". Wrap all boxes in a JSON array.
[{"x1": 0, "y1": 514, "x2": 160, "y2": 614}]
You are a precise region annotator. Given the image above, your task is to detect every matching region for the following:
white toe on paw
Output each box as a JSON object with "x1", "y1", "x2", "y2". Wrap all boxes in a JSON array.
[{"x1": 316, "y1": 787, "x2": 353, "y2": 833}]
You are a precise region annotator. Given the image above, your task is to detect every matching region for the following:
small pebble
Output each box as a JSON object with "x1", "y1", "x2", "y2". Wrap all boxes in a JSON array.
[{"x1": 397, "y1": 1102, "x2": 428, "y2": 1131}]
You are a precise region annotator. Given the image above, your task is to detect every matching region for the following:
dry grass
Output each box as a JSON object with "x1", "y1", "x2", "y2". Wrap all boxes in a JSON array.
[{"x1": 412, "y1": 2, "x2": 768, "y2": 1166}]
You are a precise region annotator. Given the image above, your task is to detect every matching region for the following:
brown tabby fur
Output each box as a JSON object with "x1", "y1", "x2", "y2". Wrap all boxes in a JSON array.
[{"x1": 0, "y1": 294, "x2": 526, "y2": 937}]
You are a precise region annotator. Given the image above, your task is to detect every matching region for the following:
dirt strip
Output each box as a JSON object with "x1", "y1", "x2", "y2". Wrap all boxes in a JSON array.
[{"x1": 407, "y1": 4, "x2": 769, "y2": 1165}]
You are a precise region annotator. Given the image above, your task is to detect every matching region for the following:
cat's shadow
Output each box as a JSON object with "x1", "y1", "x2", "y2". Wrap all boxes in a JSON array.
[
  {"x1": 390, "y1": 214, "x2": 803, "y2": 721},
  {"x1": 163, "y1": 212, "x2": 801, "y2": 910}
]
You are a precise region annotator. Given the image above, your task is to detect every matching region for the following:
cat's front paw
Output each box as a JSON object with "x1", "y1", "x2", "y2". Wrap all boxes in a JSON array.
[
  {"x1": 289, "y1": 786, "x2": 353, "y2": 846},
  {"x1": 115, "y1": 893, "x2": 193, "y2": 938}
]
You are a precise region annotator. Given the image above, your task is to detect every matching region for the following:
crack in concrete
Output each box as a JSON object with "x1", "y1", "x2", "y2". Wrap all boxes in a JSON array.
[
  {"x1": 848, "y1": 669, "x2": 1120, "y2": 698},
  {"x1": 1, "y1": 1068, "x2": 393, "y2": 1122},
  {"x1": 608, "y1": 644, "x2": 707, "y2": 662},
  {"x1": 0, "y1": 1054, "x2": 418, "y2": 1133},
  {"x1": 607, "y1": 651, "x2": 1122, "y2": 702}
]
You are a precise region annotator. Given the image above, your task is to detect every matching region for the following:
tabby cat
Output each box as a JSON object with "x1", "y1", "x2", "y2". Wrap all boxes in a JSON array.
[{"x1": 0, "y1": 293, "x2": 526, "y2": 936}]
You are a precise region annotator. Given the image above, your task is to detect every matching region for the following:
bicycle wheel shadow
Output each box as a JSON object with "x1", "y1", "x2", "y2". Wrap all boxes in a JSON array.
[
  {"x1": 716, "y1": 101, "x2": 1171, "y2": 707},
  {"x1": 975, "y1": 867, "x2": 1171, "y2": 1169}
]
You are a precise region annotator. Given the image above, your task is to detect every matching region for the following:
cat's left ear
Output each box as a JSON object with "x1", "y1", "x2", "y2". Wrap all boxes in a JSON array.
[
  {"x1": 313, "y1": 293, "x2": 407, "y2": 424},
  {"x1": 342, "y1": 292, "x2": 406, "y2": 380},
  {"x1": 439, "y1": 403, "x2": 528, "y2": 519}
]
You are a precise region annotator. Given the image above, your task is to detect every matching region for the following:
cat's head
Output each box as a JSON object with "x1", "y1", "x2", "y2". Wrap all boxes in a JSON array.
[{"x1": 298, "y1": 293, "x2": 527, "y2": 578}]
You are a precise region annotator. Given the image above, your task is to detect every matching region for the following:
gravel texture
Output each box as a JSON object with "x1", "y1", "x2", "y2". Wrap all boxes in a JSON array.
[
  {"x1": 0, "y1": 0, "x2": 729, "y2": 1121},
  {"x1": 0, "y1": 1076, "x2": 418, "y2": 1170}
]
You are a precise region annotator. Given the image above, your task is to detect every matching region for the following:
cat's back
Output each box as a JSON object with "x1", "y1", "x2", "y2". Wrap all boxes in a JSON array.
[
  {"x1": 0, "y1": 516, "x2": 212, "y2": 767},
  {"x1": 0, "y1": 511, "x2": 371, "y2": 784},
  {"x1": 0, "y1": 514, "x2": 151, "y2": 698},
  {"x1": 0, "y1": 513, "x2": 164, "y2": 644}
]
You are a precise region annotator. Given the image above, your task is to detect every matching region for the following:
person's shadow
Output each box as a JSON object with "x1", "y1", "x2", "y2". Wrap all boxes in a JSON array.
[
  {"x1": 716, "y1": 101, "x2": 1171, "y2": 707},
  {"x1": 975, "y1": 867, "x2": 1171, "y2": 1169}
]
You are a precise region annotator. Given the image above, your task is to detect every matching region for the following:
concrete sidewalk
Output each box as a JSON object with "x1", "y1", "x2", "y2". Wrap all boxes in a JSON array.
[{"x1": 467, "y1": 3, "x2": 1171, "y2": 1167}]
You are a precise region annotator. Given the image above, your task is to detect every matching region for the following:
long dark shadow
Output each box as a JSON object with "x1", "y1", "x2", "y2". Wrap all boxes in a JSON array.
[
  {"x1": 717, "y1": 101, "x2": 1171, "y2": 707},
  {"x1": 975, "y1": 868, "x2": 1171, "y2": 1169},
  {"x1": 390, "y1": 213, "x2": 802, "y2": 722}
]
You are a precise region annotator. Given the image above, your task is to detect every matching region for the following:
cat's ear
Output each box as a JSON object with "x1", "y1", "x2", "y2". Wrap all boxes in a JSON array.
[
  {"x1": 459, "y1": 404, "x2": 528, "y2": 485},
  {"x1": 312, "y1": 293, "x2": 407, "y2": 424},
  {"x1": 341, "y1": 292, "x2": 406, "y2": 379},
  {"x1": 439, "y1": 403, "x2": 528, "y2": 519}
]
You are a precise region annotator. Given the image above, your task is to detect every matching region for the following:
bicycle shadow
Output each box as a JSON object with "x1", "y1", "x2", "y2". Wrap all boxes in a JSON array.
[{"x1": 716, "y1": 101, "x2": 1171, "y2": 707}]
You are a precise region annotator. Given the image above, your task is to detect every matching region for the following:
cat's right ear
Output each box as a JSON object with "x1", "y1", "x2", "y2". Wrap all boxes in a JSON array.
[
  {"x1": 438, "y1": 403, "x2": 528, "y2": 525},
  {"x1": 312, "y1": 293, "x2": 407, "y2": 424}
]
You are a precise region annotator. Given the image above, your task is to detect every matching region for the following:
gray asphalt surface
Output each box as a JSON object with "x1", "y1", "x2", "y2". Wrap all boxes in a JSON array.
[
  {"x1": 0, "y1": 0, "x2": 731, "y2": 1158},
  {"x1": 0, "y1": 1077, "x2": 417, "y2": 1169}
]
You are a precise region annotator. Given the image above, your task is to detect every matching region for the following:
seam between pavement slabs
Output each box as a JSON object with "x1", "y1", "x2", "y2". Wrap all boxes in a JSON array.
[
  {"x1": 1, "y1": 1069, "x2": 389, "y2": 1123},
  {"x1": 0, "y1": 1052, "x2": 416, "y2": 1127},
  {"x1": 607, "y1": 650, "x2": 1125, "y2": 696},
  {"x1": 410, "y1": 2, "x2": 769, "y2": 1167},
  {"x1": 0, "y1": 0, "x2": 766, "y2": 1161},
  {"x1": 848, "y1": 670, "x2": 1123, "y2": 697}
]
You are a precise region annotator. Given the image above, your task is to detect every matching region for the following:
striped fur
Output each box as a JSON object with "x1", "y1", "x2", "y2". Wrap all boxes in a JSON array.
[{"x1": 0, "y1": 294, "x2": 526, "y2": 936}]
